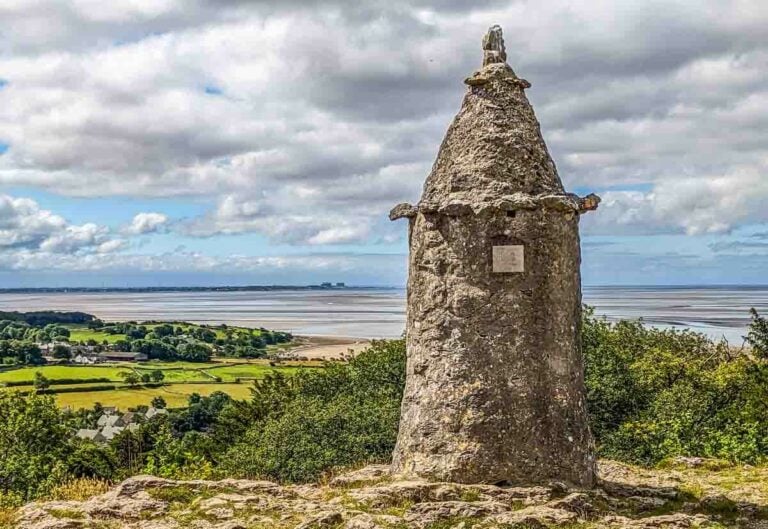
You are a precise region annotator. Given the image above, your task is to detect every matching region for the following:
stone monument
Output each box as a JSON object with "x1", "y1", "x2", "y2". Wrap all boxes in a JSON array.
[{"x1": 389, "y1": 25, "x2": 600, "y2": 487}]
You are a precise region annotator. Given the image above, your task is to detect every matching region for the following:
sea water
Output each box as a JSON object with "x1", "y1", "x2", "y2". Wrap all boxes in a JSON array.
[{"x1": 0, "y1": 286, "x2": 765, "y2": 343}]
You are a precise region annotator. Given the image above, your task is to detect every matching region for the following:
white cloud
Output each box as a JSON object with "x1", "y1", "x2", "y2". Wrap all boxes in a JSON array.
[
  {"x1": 582, "y1": 164, "x2": 768, "y2": 235},
  {"x1": 0, "y1": 193, "x2": 129, "y2": 258},
  {"x1": 0, "y1": 195, "x2": 67, "y2": 247},
  {"x1": 123, "y1": 212, "x2": 169, "y2": 235}
]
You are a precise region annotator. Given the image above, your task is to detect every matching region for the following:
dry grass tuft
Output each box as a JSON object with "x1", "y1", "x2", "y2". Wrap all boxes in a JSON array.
[
  {"x1": 46, "y1": 478, "x2": 111, "y2": 502},
  {"x1": 0, "y1": 507, "x2": 17, "y2": 529}
]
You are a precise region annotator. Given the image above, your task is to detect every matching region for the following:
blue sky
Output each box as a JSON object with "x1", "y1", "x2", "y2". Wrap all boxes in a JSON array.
[{"x1": 1, "y1": 0, "x2": 767, "y2": 287}]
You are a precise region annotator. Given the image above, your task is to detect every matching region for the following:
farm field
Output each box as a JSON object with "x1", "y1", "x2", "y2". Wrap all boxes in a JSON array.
[
  {"x1": 54, "y1": 382, "x2": 254, "y2": 409},
  {"x1": 204, "y1": 364, "x2": 303, "y2": 381},
  {"x1": 66, "y1": 325, "x2": 126, "y2": 343},
  {"x1": 0, "y1": 360, "x2": 309, "y2": 384},
  {"x1": 0, "y1": 364, "x2": 133, "y2": 383}
]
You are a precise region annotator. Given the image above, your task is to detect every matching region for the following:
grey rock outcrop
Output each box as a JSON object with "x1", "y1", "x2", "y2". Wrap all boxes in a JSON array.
[
  {"x1": 389, "y1": 25, "x2": 599, "y2": 487},
  {"x1": 14, "y1": 462, "x2": 738, "y2": 529}
]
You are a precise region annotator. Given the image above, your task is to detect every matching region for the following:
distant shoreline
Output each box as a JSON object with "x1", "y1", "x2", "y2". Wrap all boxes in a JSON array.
[
  {"x1": 0, "y1": 285, "x2": 400, "y2": 294},
  {"x1": 1, "y1": 284, "x2": 767, "y2": 294}
]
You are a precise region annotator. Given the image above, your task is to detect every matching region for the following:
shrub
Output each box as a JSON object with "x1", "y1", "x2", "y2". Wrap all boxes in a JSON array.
[
  {"x1": 584, "y1": 308, "x2": 768, "y2": 465},
  {"x1": 222, "y1": 339, "x2": 405, "y2": 482}
]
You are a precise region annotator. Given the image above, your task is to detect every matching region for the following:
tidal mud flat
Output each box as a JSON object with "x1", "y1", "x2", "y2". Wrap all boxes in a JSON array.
[{"x1": 0, "y1": 286, "x2": 765, "y2": 343}]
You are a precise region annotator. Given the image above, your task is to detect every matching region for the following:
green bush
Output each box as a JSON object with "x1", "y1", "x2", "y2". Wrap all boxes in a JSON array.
[
  {"x1": 584, "y1": 308, "x2": 768, "y2": 465},
  {"x1": 227, "y1": 395, "x2": 399, "y2": 482},
  {"x1": 221, "y1": 339, "x2": 405, "y2": 482}
]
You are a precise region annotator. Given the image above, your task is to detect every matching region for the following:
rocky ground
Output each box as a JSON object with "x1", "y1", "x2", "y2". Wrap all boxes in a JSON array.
[{"x1": 9, "y1": 459, "x2": 768, "y2": 529}]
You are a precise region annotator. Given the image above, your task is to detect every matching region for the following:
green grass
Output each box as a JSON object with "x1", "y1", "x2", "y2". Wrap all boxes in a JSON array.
[
  {"x1": 0, "y1": 365, "x2": 133, "y2": 383},
  {"x1": 55, "y1": 383, "x2": 254, "y2": 409},
  {"x1": 66, "y1": 325, "x2": 126, "y2": 344},
  {"x1": 202, "y1": 364, "x2": 301, "y2": 382},
  {"x1": 133, "y1": 367, "x2": 209, "y2": 382}
]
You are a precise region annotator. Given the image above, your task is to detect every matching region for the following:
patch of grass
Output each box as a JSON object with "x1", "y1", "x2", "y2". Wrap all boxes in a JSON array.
[
  {"x1": 67, "y1": 327, "x2": 126, "y2": 344},
  {"x1": 147, "y1": 486, "x2": 199, "y2": 505},
  {"x1": 0, "y1": 507, "x2": 17, "y2": 529},
  {"x1": 202, "y1": 364, "x2": 301, "y2": 382},
  {"x1": 382, "y1": 499, "x2": 415, "y2": 517},
  {"x1": 678, "y1": 482, "x2": 705, "y2": 500},
  {"x1": 458, "y1": 488, "x2": 482, "y2": 502},
  {"x1": 46, "y1": 508, "x2": 84, "y2": 519},
  {"x1": 46, "y1": 478, "x2": 111, "y2": 501},
  {"x1": 133, "y1": 367, "x2": 209, "y2": 382}
]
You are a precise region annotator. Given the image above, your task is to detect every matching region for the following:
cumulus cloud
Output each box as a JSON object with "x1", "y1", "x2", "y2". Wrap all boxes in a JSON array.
[
  {"x1": 0, "y1": 194, "x2": 123, "y2": 253},
  {"x1": 1, "y1": 0, "x2": 767, "y2": 252},
  {"x1": 582, "y1": 163, "x2": 768, "y2": 235},
  {"x1": 123, "y1": 212, "x2": 169, "y2": 235},
  {"x1": 0, "y1": 195, "x2": 67, "y2": 248}
]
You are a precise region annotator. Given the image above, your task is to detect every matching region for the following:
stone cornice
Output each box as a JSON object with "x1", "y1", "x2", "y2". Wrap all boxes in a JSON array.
[{"x1": 390, "y1": 192, "x2": 600, "y2": 220}]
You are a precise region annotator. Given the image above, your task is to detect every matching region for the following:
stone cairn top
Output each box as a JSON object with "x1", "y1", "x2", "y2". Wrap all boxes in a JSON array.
[
  {"x1": 391, "y1": 25, "x2": 600, "y2": 221},
  {"x1": 482, "y1": 24, "x2": 507, "y2": 66}
]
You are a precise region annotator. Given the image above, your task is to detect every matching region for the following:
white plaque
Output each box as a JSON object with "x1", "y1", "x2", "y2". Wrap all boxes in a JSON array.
[{"x1": 492, "y1": 245, "x2": 524, "y2": 273}]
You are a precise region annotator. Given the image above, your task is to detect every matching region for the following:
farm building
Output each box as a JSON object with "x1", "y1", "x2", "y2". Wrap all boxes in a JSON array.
[{"x1": 98, "y1": 351, "x2": 148, "y2": 362}]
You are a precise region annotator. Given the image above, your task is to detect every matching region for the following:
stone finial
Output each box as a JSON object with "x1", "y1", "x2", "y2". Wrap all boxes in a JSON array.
[{"x1": 482, "y1": 25, "x2": 507, "y2": 66}]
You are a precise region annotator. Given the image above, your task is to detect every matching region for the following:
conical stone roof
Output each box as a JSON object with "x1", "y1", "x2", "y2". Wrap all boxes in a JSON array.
[{"x1": 391, "y1": 25, "x2": 598, "y2": 221}]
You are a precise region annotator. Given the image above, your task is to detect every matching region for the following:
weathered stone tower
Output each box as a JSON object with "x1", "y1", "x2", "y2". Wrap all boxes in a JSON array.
[{"x1": 389, "y1": 25, "x2": 600, "y2": 487}]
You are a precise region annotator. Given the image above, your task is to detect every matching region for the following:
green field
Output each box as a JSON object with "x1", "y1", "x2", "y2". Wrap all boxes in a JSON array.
[
  {"x1": 66, "y1": 325, "x2": 126, "y2": 344},
  {"x1": 204, "y1": 364, "x2": 301, "y2": 382},
  {"x1": 0, "y1": 364, "x2": 133, "y2": 383},
  {"x1": 54, "y1": 383, "x2": 254, "y2": 409},
  {"x1": 0, "y1": 361, "x2": 295, "y2": 385}
]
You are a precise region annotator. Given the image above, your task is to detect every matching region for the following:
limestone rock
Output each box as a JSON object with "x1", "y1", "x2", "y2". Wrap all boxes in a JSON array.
[
  {"x1": 344, "y1": 513, "x2": 407, "y2": 529},
  {"x1": 294, "y1": 511, "x2": 343, "y2": 529},
  {"x1": 329, "y1": 465, "x2": 391, "y2": 488},
  {"x1": 14, "y1": 461, "x2": 766, "y2": 529},
  {"x1": 491, "y1": 505, "x2": 578, "y2": 526},
  {"x1": 390, "y1": 24, "x2": 598, "y2": 486}
]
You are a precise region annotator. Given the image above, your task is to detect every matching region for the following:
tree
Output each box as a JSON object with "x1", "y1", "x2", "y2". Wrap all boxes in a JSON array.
[
  {"x1": 52, "y1": 344, "x2": 72, "y2": 360},
  {"x1": 151, "y1": 396, "x2": 167, "y2": 409},
  {"x1": 0, "y1": 393, "x2": 70, "y2": 501},
  {"x1": 33, "y1": 371, "x2": 50, "y2": 392},
  {"x1": 152, "y1": 324, "x2": 174, "y2": 338},
  {"x1": 150, "y1": 370, "x2": 165, "y2": 383},
  {"x1": 140, "y1": 372, "x2": 152, "y2": 383},
  {"x1": 120, "y1": 371, "x2": 141, "y2": 386},
  {"x1": 66, "y1": 441, "x2": 117, "y2": 480},
  {"x1": 177, "y1": 342, "x2": 212, "y2": 362},
  {"x1": 746, "y1": 308, "x2": 768, "y2": 359},
  {"x1": 11, "y1": 341, "x2": 44, "y2": 365}
]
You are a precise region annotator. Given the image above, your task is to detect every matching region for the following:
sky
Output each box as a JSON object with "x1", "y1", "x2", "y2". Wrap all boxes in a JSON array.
[{"x1": 0, "y1": 0, "x2": 767, "y2": 287}]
